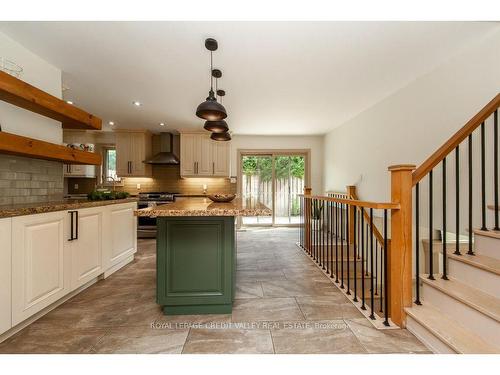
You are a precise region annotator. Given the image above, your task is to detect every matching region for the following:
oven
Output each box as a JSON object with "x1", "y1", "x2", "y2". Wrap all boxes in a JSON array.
[{"x1": 137, "y1": 192, "x2": 177, "y2": 238}]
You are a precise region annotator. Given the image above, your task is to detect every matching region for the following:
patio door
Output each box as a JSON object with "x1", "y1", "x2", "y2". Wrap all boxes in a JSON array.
[{"x1": 239, "y1": 151, "x2": 308, "y2": 227}]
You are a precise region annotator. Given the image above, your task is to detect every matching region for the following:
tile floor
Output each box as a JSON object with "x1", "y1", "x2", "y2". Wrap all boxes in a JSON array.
[{"x1": 0, "y1": 228, "x2": 430, "y2": 354}]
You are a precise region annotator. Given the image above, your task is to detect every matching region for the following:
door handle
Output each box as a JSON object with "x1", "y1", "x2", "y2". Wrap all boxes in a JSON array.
[
  {"x1": 213, "y1": 162, "x2": 215, "y2": 174},
  {"x1": 68, "y1": 210, "x2": 78, "y2": 241},
  {"x1": 193, "y1": 162, "x2": 196, "y2": 174}
]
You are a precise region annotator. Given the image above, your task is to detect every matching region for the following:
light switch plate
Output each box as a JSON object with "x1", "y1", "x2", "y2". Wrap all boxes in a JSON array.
[
  {"x1": 74, "y1": 184, "x2": 79, "y2": 190},
  {"x1": 230, "y1": 177, "x2": 237, "y2": 184}
]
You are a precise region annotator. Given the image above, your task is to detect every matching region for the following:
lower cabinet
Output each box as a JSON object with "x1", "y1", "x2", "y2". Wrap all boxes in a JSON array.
[
  {"x1": 0, "y1": 218, "x2": 12, "y2": 335},
  {"x1": 11, "y1": 211, "x2": 70, "y2": 325},
  {"x1": 69, "y1": 206, "x2": 103, "y2": 290},
  {"x1": 8, "y1": 201, "x2": 137, "y2": 329},
  {"x1": 105, "y1": 203, "x2": 137, "y2": 270}
]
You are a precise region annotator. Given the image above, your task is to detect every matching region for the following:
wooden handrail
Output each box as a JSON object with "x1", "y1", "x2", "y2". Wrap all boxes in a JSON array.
[
  {"x1": 299, "y1": 194, "x2": 400, "y2": 210},
  {"x1": 350, "y1": 189, "x2": 386, "y2": 247},
  {"x1": 412, "y1": 93, "x2": 500, "y2": 185}
]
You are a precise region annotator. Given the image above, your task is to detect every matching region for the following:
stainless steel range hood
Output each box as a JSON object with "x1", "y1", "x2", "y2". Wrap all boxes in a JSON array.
[{"x1": 144, "y1": 133, "x2": 179, "y2": 165}]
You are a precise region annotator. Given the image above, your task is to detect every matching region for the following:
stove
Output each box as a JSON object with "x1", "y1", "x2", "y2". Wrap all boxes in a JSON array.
[{"x1": 137, "y1": 192, "x2": 178, "y2": 238}]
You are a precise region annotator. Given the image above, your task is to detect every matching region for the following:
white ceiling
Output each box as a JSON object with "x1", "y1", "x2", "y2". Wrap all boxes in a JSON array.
[{"x1": 0, "y1": 21, "x2": 498, "y2": 135}]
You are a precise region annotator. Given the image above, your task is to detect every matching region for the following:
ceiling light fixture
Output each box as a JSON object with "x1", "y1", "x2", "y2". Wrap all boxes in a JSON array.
[
  {"x1": 108, "y1": 121, "x2": 115, "y2": 126},
  {"x1": 133, "y1": 101, "x2": 142, "y2": 107},
  {"x1": 159, "y1": 122, "x2": 165, "y2": 126},
  {"x1": 66, "y1": 100, "x2": 74, "y2": 105},
  {"x1": 210, "y1": 131, "x2": 231, "y2": 141},
  {"x1": 204, "y1": 72, "x2": 229, "y2": 133},
  {"x1": 195, "y1": 38, "x2": 227, "y2": 121}
]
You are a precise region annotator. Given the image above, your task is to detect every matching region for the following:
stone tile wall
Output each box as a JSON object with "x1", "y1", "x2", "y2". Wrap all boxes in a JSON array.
[{"x1": 0, "y1": 154, "x2": 64, "y2": 205}]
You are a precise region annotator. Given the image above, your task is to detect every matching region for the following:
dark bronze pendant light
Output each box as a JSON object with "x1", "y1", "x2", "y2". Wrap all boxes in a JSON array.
[
  {"x1": 204, "y1": 72, "x2": 229, "y2": 133},
  {"x1": 210, "y1": 131, "x2": 231, "y2": 141},
  {"x1": 196, "y1": 39, "x2": 227, "y2": 121}
]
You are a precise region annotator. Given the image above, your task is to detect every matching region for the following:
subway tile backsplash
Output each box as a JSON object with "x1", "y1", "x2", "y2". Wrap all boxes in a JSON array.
[{"x1": 0, "y1": 154, "x2": 64, "y2": 205}]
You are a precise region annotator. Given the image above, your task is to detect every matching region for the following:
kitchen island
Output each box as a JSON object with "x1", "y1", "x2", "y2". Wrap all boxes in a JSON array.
[{"x1": 135, "y1": 198, "x2": 271, "y2": 315}]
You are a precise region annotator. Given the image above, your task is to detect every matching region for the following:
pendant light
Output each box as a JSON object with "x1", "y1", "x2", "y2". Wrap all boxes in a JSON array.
[
  {"x1": 210, "y1": 131, "x2": 231, "y2": 141},
  {"x1": 196, "y1": 38, "x2": 227, "y2": 121},
  {"x1": 204, "y1": 71, "x2": 229, "y2": 133}
]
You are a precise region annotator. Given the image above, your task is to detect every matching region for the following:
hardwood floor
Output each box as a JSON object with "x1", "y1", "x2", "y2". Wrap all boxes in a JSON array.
[{"x1": 0, "y1": 228, "x2": 430, "y2": 354}]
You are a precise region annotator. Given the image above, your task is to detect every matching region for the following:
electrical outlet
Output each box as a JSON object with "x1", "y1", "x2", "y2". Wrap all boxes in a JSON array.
[
  {"x1": 74, "y1": 184, "x2": 79, "y2": 190},
  {"x1": 136, "y1": 183, "x2": 141, "y2": 190}
]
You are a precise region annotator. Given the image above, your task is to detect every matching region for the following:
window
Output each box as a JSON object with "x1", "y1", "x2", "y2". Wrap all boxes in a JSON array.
[{"x1": 102, "y1": 146, "x2": 120, "y2": 184}]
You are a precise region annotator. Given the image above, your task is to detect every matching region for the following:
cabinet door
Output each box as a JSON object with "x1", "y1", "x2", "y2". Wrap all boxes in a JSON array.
[
  {"x1": 70, "y1": 207, "x2": 103, "y2": 290},
  {"x1": 107, "y1": 203, "x2": 137, "y2": 268},
  {"x1": 197, "y1": 134, "x2": 213, "y2": 175},
  {"x1": 212, "y1": 140, "x2": 230, "y2": 176},
  {"x1": 115, "y1": 132, "x2": 132, "y2": 177},
  {"x1": 0, "y1": 218, "x2": 12, "y2": 335},
  {"x1": 12, "y1": 211, "x2": 70, "y2": 325},
  {"x1": 180, "y1": 134, "x2": 196, "y2": 176},
  {"x1": 130, "y1": 132, "x2": 151, "y2": 177}
]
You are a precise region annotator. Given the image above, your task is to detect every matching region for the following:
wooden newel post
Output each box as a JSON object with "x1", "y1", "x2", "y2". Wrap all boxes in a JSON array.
[
  {"x1": 388, "y1": 164, "x2": 416, "y2": 327},
  {"x1": 304, "y1": 187, "x2": 312, "y2": 251},
  {"x1": 346, "y1": 185, "x2": 356, "y2": 244}
]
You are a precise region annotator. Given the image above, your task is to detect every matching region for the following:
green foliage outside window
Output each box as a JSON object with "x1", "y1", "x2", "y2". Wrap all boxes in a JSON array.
[{"x1": 242, "y1": 156, "x2": 305, "y2": 181}]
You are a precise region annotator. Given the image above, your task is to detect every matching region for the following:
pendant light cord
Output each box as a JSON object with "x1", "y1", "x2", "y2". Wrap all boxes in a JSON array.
[{"x1": 210, "y1": 51, "x2": 213, "y2": 91}]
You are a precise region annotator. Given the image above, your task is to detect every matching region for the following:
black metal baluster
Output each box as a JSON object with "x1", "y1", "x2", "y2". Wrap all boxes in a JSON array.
[
  {"x1": 369, "y1": 208, "x2": 375, "y2": 319},
  {"x1": 495, "y1": 110, "x2": 499, "y2": 231},
  {"x1": 415, "y1": 183, "x2": 422, "y2": 304},
  {"x1": 360, "y1": 209, "x2": 366, "y2": 310},
  {"x1": 321, "y1": 201, "x2": 325, "y2": 269},
  {"x1": 353, "y1": 208, "x2": 358, "y2": 302},
  {"x1": 468, "y1": 134, "x2": 474, "y2": 255},
  {"x1": 326, "y1": 201, "x2": 330, "y2": 274},
  {"x1": 442, "y1": 158, "x2": 448, "y2": 280},
  {"x1": 481, "y1": 122, "x2": 487, "y2": 231},
  {"x1": 340, "y1": 203, "x2": 345, "y2": 289},
  {"x1": 379, "y1": 242, "x2": 383, "y2": 313},
  {"x1": 365, "y1": 222, "x2": 369, "y2": 276},
  {"x1": 374, "y1": 242, "x2": 378, "y2": 295},
  {"x1": 346, "y1": 203, "x2": 351, "y2": 295},
  {"x1": 383, "y1": 209, "x2": 389, "y2": 326},
  {"x1": 455, "y1": 147, "x2": 461, "y2": 255},
  {"x1": 335, "y1": 200, "x2": 339, "y2": 282},
  {"x1": 429, "y1": 170, "x2": 435, "y2": 280}
]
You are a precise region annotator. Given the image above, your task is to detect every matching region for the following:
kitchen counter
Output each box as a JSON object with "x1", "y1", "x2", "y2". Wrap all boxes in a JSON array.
[
  {"x1": 0, "y1": 198, "x2": 138, "y2": 218},
  {"x1": 134, "y1": 197, "x2": 271, "y2": 217}
]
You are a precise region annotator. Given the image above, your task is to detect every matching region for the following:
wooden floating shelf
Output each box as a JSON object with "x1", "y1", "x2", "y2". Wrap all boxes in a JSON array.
[
  {"x1": 0, "y1": 131, "x2": 102, "y2": 165},
  {"x1": 0, "y1": 70, "x2": 102, "y2": 131}
]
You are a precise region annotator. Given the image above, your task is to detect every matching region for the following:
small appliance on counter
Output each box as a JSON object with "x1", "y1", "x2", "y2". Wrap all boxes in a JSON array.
[{"x1": 137, "y1": 192, "x2": 178, "y2": 238}]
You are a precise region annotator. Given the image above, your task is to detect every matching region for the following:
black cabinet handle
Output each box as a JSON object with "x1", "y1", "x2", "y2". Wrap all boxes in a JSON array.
[{"x1": 68, "y1": 210, "x2": 79, "y2": 241}]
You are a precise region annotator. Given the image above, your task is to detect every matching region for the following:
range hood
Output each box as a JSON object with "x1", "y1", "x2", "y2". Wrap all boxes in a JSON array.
[{"x1": 144, "y1": 132, "x2": 179, "y2": 165}]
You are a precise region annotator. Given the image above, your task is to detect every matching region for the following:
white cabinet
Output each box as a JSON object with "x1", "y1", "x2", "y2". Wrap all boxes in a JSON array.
[
  {"x1": 63, "y1": 164, "x2": 96, "y2": 177},
  {"x1": 104, "y1": 202, "x2": 137, "y2": 270},
  {"x1": 180, "y1": 132, "x2": 230, "y2": 177},
  {"x1": 11, "y1": 211, "x2": 70, "y2": 325},
  {"x1": 115, "y1": 130, "x2": 152, "y2": 177},
  {"x1": 0, "y1": 218, "x2": 12, "y2": 335},
  {"x1": 69, "y1": 206, "x2": 103, "y2": 290}
]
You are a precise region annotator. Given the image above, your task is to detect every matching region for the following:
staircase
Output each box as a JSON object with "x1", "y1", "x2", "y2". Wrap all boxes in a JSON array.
[{"x1": 406, "y1": 228, "x2": 500, "y2": 353}]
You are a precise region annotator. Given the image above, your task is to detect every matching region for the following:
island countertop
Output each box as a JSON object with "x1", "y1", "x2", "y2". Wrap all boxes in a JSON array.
[{"x1": 134, "y1": 197, "x2": 272, "y2": 217}]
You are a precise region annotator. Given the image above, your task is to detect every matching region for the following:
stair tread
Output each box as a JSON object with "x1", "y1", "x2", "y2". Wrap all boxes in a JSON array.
[
  {"x1": 448, "y1": 252, "x2": 500, "y2": 276},
  {"x1": 420, "y1": 275, "x2": 500, "y2": 322},
  {"x1": 474, "y1": 228, "x2": 500, "y2": 240},
  {"x1": 405, "y1": 303, "x2": 498, "y2": 353}
]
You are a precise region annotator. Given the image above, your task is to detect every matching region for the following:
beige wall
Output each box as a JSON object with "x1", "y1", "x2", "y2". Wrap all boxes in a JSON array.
[
  {"x1": 0, "y1": 31, "x2": 62, "y2": 143},
  {"x1": 230, "y1": 134, "x2": 324, "y2": 194},
  {"x1": 323, "y1": 27, "x2": 500, "y2": 203}
]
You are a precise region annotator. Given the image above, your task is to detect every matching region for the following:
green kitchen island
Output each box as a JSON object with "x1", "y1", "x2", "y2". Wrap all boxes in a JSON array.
[{"x1": 135, "y1": 197, "x2": 271, "y2": 315}]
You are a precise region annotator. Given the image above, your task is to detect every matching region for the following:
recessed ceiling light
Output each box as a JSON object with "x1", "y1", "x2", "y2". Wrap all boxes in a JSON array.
[
  {"x1": 132, "y1": 101, "x2": 142, "y2": 107},
  {"x1": 159, "y1": 122, "x2": 165, "y2": 126},
  {"x1": 66, "y1": 100, "x2": 74, "y2": 105},
  {"x1": 108, "y1": 121, "x2": 115, "y2": 126}
]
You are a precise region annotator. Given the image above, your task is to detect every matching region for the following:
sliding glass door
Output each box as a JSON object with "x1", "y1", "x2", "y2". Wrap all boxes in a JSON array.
[{"x1": 240, "y1": 151, "x2": 307, "y2": 226}]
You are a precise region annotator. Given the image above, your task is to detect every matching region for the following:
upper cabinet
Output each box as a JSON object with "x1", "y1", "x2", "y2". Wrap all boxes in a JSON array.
[
  {"x1": 115, "y1": 130, "x2": 152, "y2": 177},
  {"x1": 180, "y1": 132, "x2": 230, "y2": 178}
]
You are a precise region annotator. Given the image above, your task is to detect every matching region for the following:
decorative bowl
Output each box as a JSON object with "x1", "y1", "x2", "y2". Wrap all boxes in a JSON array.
[{"x1": 208, "y1": 194, "x2": 236, "y2": 203}]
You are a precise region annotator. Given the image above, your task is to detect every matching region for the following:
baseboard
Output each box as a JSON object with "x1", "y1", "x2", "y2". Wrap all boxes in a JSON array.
[{"x1": 103, "y1": 254, "x2": 135, "y2": 278}]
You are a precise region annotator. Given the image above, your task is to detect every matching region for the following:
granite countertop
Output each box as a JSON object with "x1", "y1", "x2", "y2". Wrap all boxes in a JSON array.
[
  {"x1": 134, "y1": 197, "x2": 272, "y2": 217},
  {"x1": 0, "y1": 198, "x2": 138, "y2": 218}
]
